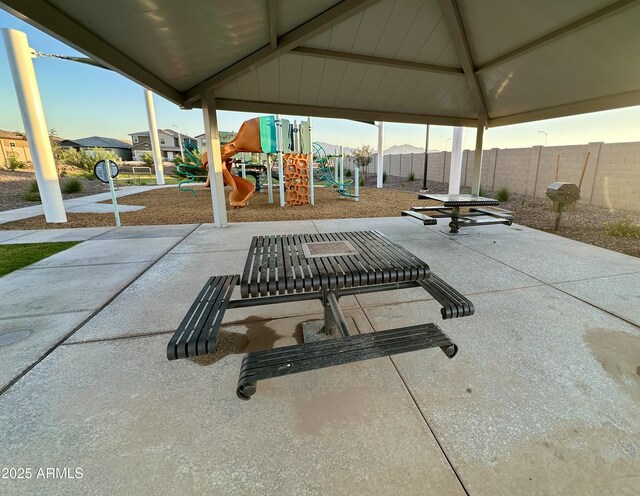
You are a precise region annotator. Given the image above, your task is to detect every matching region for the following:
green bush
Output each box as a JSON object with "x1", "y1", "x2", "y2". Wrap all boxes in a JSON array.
[
  {"x1": 54, "y1": 147, "x2": 121, "y2": 171},
  {"x1": 5, "y1": 155, "x2": 26, "y2": 170},
  {"x1": 495, "y1": 186, "x2": 510, "y2": 202},
  {"x1": 478, "y1": 185, "x2": 486, "y2": 197},
  {"x1": 62, "y1": 178, "x2": 83, "y2": 194},
  {"x1": 383, "y1": 172, "x2": 387, "y2": 183},
  {"x1": 604, "y1": 218, "x2": 640, "y2": 238},
  {"x1": 141, "y1": 152, "x2": 155, "y2": 167},
  {"x1": 23, "y1": 179, "x2": 40, "y2": 202},
  {"x1": 407, "y1": 172, "x2": 415, "y2": 182},
  {"x1": 359, "y1": 177, "x2": 364, "y2": 187},
  {"x1": 345, "y1": 169, "x2": 352, "y2": 177}
]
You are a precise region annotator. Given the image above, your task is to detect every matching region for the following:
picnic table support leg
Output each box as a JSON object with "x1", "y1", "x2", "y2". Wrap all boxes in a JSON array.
[
  {"x1": 449, "y1": 206, "x2": 461, "y2": 234},
  {"x1": 302, "y1": 291, "x2": 350, "y2": 342}
]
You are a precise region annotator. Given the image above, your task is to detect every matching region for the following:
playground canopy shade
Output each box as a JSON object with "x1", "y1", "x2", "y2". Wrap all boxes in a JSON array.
[{"x1": 1, "y1": 0, "x2": 639, "y2": 128}]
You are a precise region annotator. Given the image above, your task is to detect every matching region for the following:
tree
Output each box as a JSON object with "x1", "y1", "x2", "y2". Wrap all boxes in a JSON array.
[{"x1": 352, "y1": 145, "x2": 374, "y2": 183}]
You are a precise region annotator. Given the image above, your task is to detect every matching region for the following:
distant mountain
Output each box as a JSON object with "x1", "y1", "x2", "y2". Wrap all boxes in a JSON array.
[
  {"x1": 384, "y1": 144, "x2": 424, "y2": 155},
  {"x1": 315, "y1": 142, "x2": 353, "y2": 156}
]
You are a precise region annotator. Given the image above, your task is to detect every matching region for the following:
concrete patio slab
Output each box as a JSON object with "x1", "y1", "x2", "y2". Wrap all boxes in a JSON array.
[
  {"x1": 554, "y1": 272, "x2": 640, "y2": 326},
  {"x1": 66, "y1": 250, "x2": 359, "y2": 344},
  {"x1": 452, "y1": 228, "x2": 640, "y2": 283},
  {"x1": 355, "y1": 236, "x2": 541, "y2": 308},
  {"x1": 93, "y1": 224, "x2": 198, "y2": 240},
  {"x1": 67, "y1": 203, "x2": 145, "y2": 213},
  {"x1": 0, "y1": 227, "x2": 112, "y2": 244},
  {"x1": 0, "y1": 310, "x2": 94, "y2": 391},
  {"x1": 364, "y1": 286, "x2": 640, "y2": 496},
  {"x1": 313, "y1": 217, "x2": 441, "y2": 241},
  {"x1": 1, "y1": 324, "x2": 465, "y2": 495},
  {"x1": 0, "y1": 262, "x2": 152, "y2": 320},
  {"x1": 171, "y1": 221, "x2": 319, "y2": 254},
  {"x1": 0, "y1": 230, "x2": 32, "y2": 243},
  {"x1": 21, "y1": 236, "x2": 184, "y2": 269}
]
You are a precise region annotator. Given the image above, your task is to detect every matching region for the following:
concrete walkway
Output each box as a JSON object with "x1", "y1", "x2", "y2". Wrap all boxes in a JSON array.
[
  {"x1": 0, "y1": 184, "x2": 173, "y2": 224},
  {"x1": 0, "y1": 218, "x2": 639, "y2": 495}
]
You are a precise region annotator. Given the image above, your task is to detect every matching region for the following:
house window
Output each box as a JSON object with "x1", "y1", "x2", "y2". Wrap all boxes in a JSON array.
[
  {"x1": 160, "y1": 139, "x2": 165, "y2": 145},
  {"x1": 9, "y1": 142, "x2": 16, "y2": 147},
  {"x1": 133, "y1": 136, "x2": 138, "y2": 143}
]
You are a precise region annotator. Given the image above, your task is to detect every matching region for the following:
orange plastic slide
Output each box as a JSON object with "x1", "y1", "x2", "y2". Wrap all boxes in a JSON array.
[{"x1": 202, "y1": 118, "x2": 264, "y2": 207}]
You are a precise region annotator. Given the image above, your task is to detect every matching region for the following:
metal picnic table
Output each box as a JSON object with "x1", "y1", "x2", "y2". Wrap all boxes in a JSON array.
[
  {"x1": 402, "y1": 193, "x2": 514, "y2": 233},
  {"x1": 167, "y1": 230, "x2": 474, "y2": 400}
]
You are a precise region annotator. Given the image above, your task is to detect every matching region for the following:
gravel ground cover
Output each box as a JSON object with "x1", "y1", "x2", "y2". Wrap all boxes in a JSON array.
[{"x1": 2, "y1": 174, "x2": 638, "y2": 258}]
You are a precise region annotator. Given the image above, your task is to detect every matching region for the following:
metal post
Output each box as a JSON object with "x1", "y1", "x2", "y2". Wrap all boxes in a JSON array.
[
  {"x1": 105, "y1": 160, "x2": 121, "y2": 227},
  {"x1": 276, "y1": 114, "x2": 285, "y2": 207},
  {"x1": 173, "y1": 124, "x2": 184, "y2": 158},
  {"x1": 266, "y1": 153, "x2": 274, "y2": 203},
  {"x1": 339, "y1": 145, "x2": 344, "y2": 187},
  {"x1": 448, "y1": 127, "x2": 464, "y2": 194},
  {"x1": 377, "y1": 121, "x2": 384, "y2": 188},
  {"x1": 354, "y1": 166, "x2": 360, "y2": 201},
  {"x1": 144, "y1": 89, "x2": 164, "y2": 185},
  {"x1": 308, "y1": 117, "x2": 315, "y2": 206},
  {"x1": 2, "y1": 29, "x2": 66, "y2": 223},
  {"x1": 471, "y1": 116, "x2": 486, "y2": 196},
  {"x1": 201, "y1": 89, "x2": 227, "y2": 227},
  {"x1": 241, "y1": 162, "x2": 246, "y2": 179},
  {"x1": 422, "y1": 124, "x2": 430, "y2": 190}
]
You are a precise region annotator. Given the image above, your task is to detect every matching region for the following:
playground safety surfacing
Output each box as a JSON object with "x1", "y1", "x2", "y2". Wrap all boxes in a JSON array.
[{"x1": 1, "y1": 218, "x2": 639, "y2": 495}]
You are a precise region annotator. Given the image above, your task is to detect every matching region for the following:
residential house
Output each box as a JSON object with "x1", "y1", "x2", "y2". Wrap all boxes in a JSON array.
[
  {"x1": 58, "y1": 136, "x2": 132, "y2": 160},
  {"x1": 195, "y1": 131, "x2": 236, "y2": 152},
  {"x1": 0, "y1": 130, "x2": 31, "y2": 165},
  {"x1": 129, "y1": 129, "x2": 197, "y2": 161}
]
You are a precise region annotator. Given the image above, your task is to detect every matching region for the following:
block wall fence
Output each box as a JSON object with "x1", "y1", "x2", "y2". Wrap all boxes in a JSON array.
[{"x1": 343, "y1": 141, "x2": 640, "y2": 211}]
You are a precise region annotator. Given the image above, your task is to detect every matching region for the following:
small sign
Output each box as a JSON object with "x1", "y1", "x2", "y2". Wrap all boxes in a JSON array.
[
  {"x1": 94, "y1": 160, "x2": 119, "y2": 183},
  {"x1": 302, "y1": 241, "x2": 359, "y2": 258}
]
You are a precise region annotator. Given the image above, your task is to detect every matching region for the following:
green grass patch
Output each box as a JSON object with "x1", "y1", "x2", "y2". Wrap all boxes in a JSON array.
[
  {"x1": 0, "y1": 242, "x2": 80, "y2": 277},
  {"x1": 604, "y1": 218, "x2": 640, "y2": 238},
  {"x1": 495, "y1": 186, "x2": 510, "y2": 202}
]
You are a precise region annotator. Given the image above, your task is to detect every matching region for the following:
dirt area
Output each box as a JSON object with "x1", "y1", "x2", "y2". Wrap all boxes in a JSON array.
[
  {"x1": 0, "y1": 185, "x2": 426, "y2": 228},
  {"x1": 2, "y1": 174, "x2": 638, "y2": 258},
  {"x1": 0, "y1": 169, "x2": 108, "y2": 210},
  {"x1": 377, "y1": 175, "x2": 640, "y2": 258}
]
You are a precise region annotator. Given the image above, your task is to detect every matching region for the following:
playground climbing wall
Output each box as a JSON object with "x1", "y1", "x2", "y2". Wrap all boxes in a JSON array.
[{"x1": 283, "y1": 154, "x2": 310, "y2": 206}]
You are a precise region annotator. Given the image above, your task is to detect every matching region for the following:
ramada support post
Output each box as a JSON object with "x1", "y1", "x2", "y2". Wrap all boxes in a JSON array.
[
  {"x1": 144, "y1": 89, "x2": 165, "y2": 185},
  {"x1": 448, "y1": 126, "x2": 464, "y2": 194},
  {"x1": 471, "y1": 115, "x2": 486, "y2": 196},
  {"x1": 201, "y1": 89, "x2": 228, "y2": 227},
  {"x1": 377, "y1": 121, "x2": 384, "y2": 188}
]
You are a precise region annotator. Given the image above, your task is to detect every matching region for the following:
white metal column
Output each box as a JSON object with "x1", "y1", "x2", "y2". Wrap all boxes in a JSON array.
[
  {"x1": 471, "y1": 116, "x2": 486, "y2": 196},
  {"x1": 377, "y1": 121, "x2": 384, "y2": 188},
  {"x1": 3, "y1": 29, "x2": 66, "y2": 223},
  {"x1": 276, "y1": 114, "x2": 285, "y2": 207},
  {"x1": 308, "y1": 117, "x2": 315, "y2": 206},
  {"x1": 448, "y1": 127, "x2": 464, "y2": 194},
  {"x1": 144, "y1": 89, "x2": 164, "y2": 185},
  {"x1": 201, "y1": 89, "x2": 228, "y2": 227}
]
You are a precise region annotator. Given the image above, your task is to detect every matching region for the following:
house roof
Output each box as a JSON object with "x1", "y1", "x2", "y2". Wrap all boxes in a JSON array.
[
  {"x1": 130, "y1": 129, "x2": 196, "y2": 140},
  {"x1": 60, "y1": 136, "x2": 132, "y2": 149},
  {"x1": 0, "y1": 130, "x2": 26, "y2": 140},
  {"x1": 2, "y1": 0, "x2": 639, "y2": 128}
]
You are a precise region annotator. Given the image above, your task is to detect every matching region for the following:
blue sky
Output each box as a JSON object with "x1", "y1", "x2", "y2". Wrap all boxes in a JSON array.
[{"x1": 1, "y1": 10, "x2": 639, "y2": 151}]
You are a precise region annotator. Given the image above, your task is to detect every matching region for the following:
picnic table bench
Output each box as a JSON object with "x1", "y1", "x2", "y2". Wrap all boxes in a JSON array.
[
  {"x1": 167, "y1": 230, "x2": 474, "y2": 400},
  {"x1": 402, "y1": 193, "x2": 513, "y2": 233}
]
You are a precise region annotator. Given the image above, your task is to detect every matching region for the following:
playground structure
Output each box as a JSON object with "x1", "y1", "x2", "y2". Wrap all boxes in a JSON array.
[
  {"x1": 178, "y1": 115, "x2": 318, "y2": 208},
  {"x1": 313, "y1": 143, "x2": 359, "y2": 201}
]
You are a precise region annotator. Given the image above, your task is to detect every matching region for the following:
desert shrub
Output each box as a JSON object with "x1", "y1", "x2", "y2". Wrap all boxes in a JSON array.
[
  {"x1": 359, "y1": 177, "x2": 364, "y2": 187},
  {"x1": 54, "y1": 147, "x2": 121, "y2": 171},
  {"x1": 62, "y1": 178, "x2": 83, "y2": 194},
  {"x1": 23, "y1": 180, "x2": 40, "y2": 201},
  {"x1": 5, "y1": 155, "x2": 26, "y2": 170},
  {"x1": 495, "y1": 186, "x2": 510, "y2": 202},
  {"x1": 407, "y1": 172, "x2": 416, "y2": 182},
  {"x1": 604, "y1": 218, "x2": 640, "y2": 238},
  {"x1": 383, "y1": 171, "x2": 387, "y2": 183},
  {"x1": 141, "y1": 152, "x2": 155, "y2": 167},
  {"x1": 478, "y1": 185, "x2": 486, "y2": 197},
  {"x1": 345, "y1": 169, "x2": 352, "y2": 177}
]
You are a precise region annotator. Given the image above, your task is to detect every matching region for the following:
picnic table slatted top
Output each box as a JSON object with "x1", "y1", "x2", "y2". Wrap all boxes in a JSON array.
[
  {"x1": 417, "y1": 193, "x2": 499, "y2": 207},
  {"x1": 240, "y1": 230, "x2": 430, "y2": 298}
]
